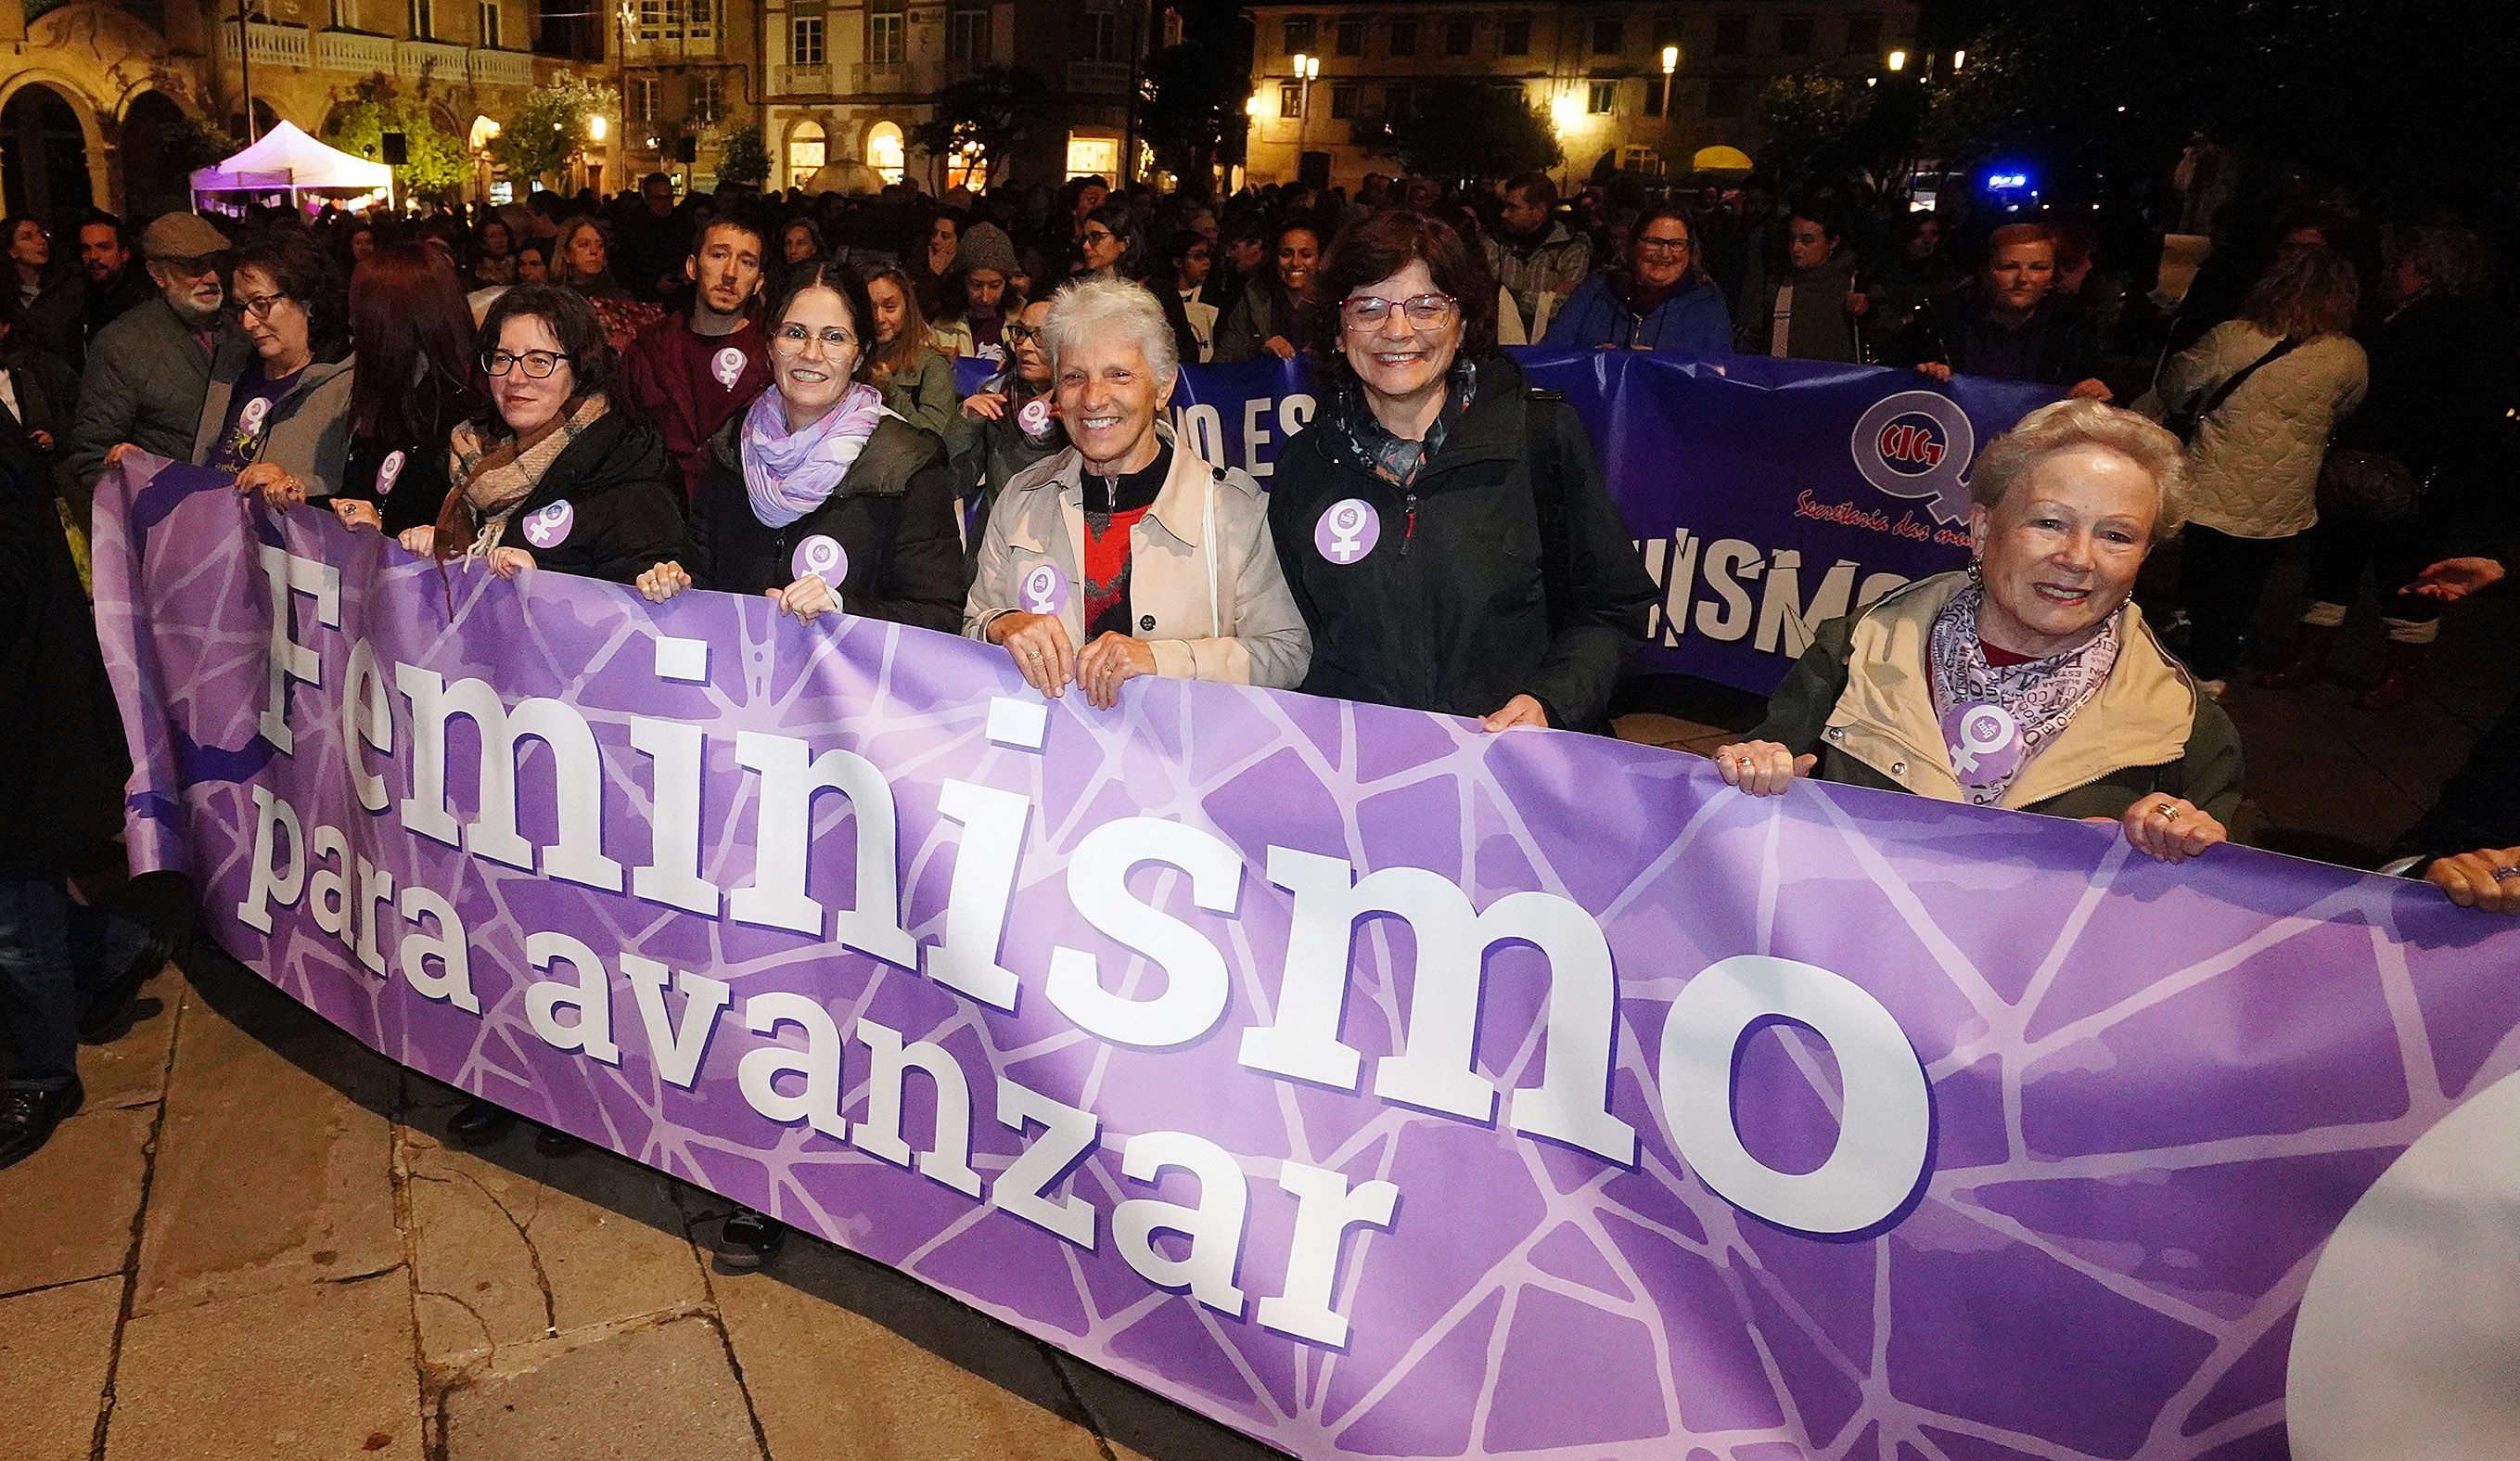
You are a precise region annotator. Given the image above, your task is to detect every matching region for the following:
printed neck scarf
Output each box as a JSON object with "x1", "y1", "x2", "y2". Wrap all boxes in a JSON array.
[
  {"x1": 1331, "y1": 356, "x2": 1478, "y2": 490},
  {"x1": 1926, "y1": 582, "x2": 2122, "y2": 806},
  {"x1": 441, "y1": 392, "x2": 608, "y2": 559},
  {"x1": 743, "y1": 381, "x2": 885, "y2": 529}
]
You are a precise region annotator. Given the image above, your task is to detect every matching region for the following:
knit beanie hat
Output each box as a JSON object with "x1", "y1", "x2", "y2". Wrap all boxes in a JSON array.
[{"x1": 956, "y1": 222, "x2": 1018, "y2": 276}]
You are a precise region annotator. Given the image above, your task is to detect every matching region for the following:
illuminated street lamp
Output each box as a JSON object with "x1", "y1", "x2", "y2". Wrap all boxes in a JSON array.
[
  {"x1": 1951, "y1": 48, "x2": 1967, "y2": 72},
  {"x1": 1293, "y1": 53, "x2": 1321, "y2": 155},
  {"x1": 1886, "y1": 48, "x2": 1908, "y2": 72},
  {"x1": 589, "y1": 114, "x2": 608, "y2": 142},
  {"x1": 1660, "y1": 45, "x2": 1679, "y2": 118}
]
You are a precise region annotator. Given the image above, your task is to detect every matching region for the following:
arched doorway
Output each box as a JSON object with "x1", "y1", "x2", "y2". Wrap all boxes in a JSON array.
[
  {"x1": 863, "y1": 121, "x2": 902, "y2": 185},
  {"x1": 1, "y1": 83, "x2": 94, "y2": 224},
  {"x1": 785, "y1": 120, "x2": 825, "y2": 190},
  {"x1": 122, "y1": 92, "x2": 194, "y2": 222}
]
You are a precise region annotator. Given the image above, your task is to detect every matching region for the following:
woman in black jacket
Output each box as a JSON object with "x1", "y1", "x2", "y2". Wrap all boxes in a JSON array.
[
  {"x1": 1885, "y1": 224, "x2": 2112, "y2": 402},
  {"x1": 396, "y1": 285, "x2": 686, "y2": 585},
  {"x1": 1266, "y1": 210, "x2": 1656, "y2": 734},
  {"x1": 330, "y1": 243, "x2": 487, "y2": 536},
  {"x1": 633, "y1": 260, "x2": 963, "y2": 634}
]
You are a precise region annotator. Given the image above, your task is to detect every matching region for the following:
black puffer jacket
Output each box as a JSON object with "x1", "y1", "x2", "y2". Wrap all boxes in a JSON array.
[
  {"x1": 1266, "y1": 353, "x2": 1655, "y2": 731},
  {"x1": 481, "y1": 408, "x2": 686, "y2": 583},
  {"x1": 686, "y1": 413, "x2": 966, "y2": 634}
]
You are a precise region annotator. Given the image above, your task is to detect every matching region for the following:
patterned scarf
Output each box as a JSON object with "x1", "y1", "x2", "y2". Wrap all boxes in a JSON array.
[
  {"x1": 1328, "y1": 356, "x2": 1478, "y2": 488},
  {"x1": 439, "y1": 392, "x2": 609, "y2": 560},
  {"x1": 742, "y1": 381, "x2": 886, "y2": 529},
  {"x1": 1926, "y1": 582, "x2": 2122, "y2": 806}
]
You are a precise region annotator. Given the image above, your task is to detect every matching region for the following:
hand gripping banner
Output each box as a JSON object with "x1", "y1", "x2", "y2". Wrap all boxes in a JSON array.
[{"x1": 96, "y1": 458, "x2": 2520, "y2": 1459}]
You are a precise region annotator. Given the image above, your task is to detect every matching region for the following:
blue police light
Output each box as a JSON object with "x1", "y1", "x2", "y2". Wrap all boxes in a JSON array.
[{"x1": 1985, "y1": 170, "x2": 2031, "y2": 191}]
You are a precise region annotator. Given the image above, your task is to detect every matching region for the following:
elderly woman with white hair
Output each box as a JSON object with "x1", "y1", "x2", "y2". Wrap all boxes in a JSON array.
[
  {"x1": 1716, "y1": 399, "x2": 2244, "y2": 863},
  {"x1": 965, "y1": 276, "x2": 1310, "y2": 707}
]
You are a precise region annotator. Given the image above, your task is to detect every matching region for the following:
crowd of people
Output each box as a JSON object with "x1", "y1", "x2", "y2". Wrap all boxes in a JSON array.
[{"x1": 3, "y1": 164, "x2": 2514, "y2": 1206}]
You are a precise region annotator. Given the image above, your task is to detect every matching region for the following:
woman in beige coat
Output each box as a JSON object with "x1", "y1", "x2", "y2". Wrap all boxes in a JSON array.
[
  {"x1": 2153, "y1": 246, "x2": 2367, "y2": 692},
  {"x1": 965, "y1": 276, "x2": 1309, "y2": 707}
]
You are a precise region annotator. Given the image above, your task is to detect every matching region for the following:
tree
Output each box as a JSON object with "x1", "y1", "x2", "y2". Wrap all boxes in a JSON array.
[
  {"x1": 1755, "y1": 72, "x2": 1877, "y2": 188},
  {"x1": 485, "y1": 74, "x2": 615, "y2": 189},
  {"x1": 324, "y1": 78, "x2": 470, "y2": 199},
  {"x1": 1367, "y1": 80, "x2": 1560, "y2": 184},
  {"x1": 1140, "y1": 42, "x2": 1241, "y2": 182},
  {"x1": 907, "y1": 68, "x2": 1042, "y2": 190},
  {"x1": 713, "y1": 123, "x2": 770, "y2": 188}
]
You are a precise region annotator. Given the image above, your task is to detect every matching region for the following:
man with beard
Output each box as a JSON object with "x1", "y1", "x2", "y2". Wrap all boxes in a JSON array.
[
  {"x1": 1481, "y1": 173, "x2": 1591, "y2": 340},
  {"x1": 77, "y1": 211, "x2": 155, "y2": 346},
  {"x1": 66, "y1": 213, "x2": 241, "y2": 524},
  {"x1": 620, "y1": 214, "x2": 774, "y2": 505}
]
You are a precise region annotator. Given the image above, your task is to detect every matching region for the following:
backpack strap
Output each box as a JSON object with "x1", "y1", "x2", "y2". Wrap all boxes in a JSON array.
[{"x1": 1525, "y1": 387, "x2": 1577, "y2": 634}]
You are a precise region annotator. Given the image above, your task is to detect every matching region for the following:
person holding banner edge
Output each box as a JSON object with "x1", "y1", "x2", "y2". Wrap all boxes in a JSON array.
[
  {"x1": 1541, "y1": 206, "x2": 1733, "y2": 356},
  {"x1": 965, "y1": 276, "x2": 1310, "y2": 707},
  {"x1": 1716, "y1": 399, "x2": 2242, "y2": 862},
  {"x1": 1267, "y1": 209, "x2": 1657, "y2": 735}
]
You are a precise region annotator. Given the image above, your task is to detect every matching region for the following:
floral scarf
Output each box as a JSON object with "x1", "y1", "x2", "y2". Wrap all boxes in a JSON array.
[
  {"x1": 1926, "y1": 582, "x2": 2122, "y2": 806},
  {"x1": 742, "y1": 381, "x2": 886, "y2": 529},
  {"x1": 1327, "y1": 356, "x2": 1479, "y2": 488},
  {"x1": 438, "y1": 392, "x2": 609, "y2": 559}
]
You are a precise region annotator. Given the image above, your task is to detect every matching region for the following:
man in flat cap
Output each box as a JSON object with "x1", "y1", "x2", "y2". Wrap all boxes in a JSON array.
[{"x1": 65, "y1": 213, "x2": 244, "y2": 526}]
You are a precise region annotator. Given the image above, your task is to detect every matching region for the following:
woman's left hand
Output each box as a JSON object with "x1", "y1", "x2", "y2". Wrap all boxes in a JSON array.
[
  {"x1": 1482, "y1": 694, "x2": 1551, "y2": 732},
  {"x1": 487, "y1": 545, "x2": 536, "y2": 579},
  {"x1": 2424, "y1": 847, "x2": 2520, "y2": 914},
  {"x1": 2116, "y1": 796, "x2": 2225, "y2": 863},
  {"x1": 1077, "y1": 632, "x2": 1157, "y2": 710},
  {"x1": 1262, "y1": 336, "x2": 1298, "y2": 361},
  {"x1": 332, "y1": 499, "x2": 382, "y2": 532},
  {"x1": 235, "y1": 461, "x2": 306, "y2": 510},
  {"x1": 769, "y1": 574, "x2": 841, "y2": 624}
]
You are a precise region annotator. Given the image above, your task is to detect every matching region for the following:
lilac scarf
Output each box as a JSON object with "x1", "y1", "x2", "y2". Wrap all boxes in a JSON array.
[
  {"x1": 1927, "y1": 582, "x2": 2122, "y2": 806},
  {"x1": 743, "y1": 382, "x2": 885, "y2": 528}
]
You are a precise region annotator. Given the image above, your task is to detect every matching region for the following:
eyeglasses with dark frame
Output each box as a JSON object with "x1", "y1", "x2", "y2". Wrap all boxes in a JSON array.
[
  {"x1": 1003, "y1": 323, "x2": 1045, "y2": 345},
  {"x1": 480, "y1": 349, "x2": 574, "y2": 378},
  {"x1": 237, "y1": 292, "x2": 292, "y2": 320},
  {"x1": 1338, "y1": 293, "x2": 1459, "y2": 329},
  {"x1": 1634, "y1": 235, "x2": 1694, "y2": 256}
]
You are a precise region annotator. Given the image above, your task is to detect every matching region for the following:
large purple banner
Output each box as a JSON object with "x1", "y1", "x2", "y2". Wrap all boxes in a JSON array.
[
  {"x1": 97, "y1": 457, "x2": 2520, "y2": 1459},
  {"x1": 958, "y1": 349, "x2": 2057, "y2": 694}
]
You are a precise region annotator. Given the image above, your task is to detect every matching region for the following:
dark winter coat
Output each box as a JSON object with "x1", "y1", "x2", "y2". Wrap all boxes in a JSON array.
[
  {"x1": 1542, "y1": 273, "x2": 1733, "y2": 355},
  {"x1": 0, "y1": 424, "x2": 129, "y2": 878},
  {"x1": 486, "y1": 408, "x2": 687, "y2": 583},
  {"x1": 1887, "y1": 288, "x2": 2105, "y2": 389},
  {"x1": 1266, "y1": 353, "x2": 1656, "y2": 731},
  {"x1": 686, "y1": 413, "x2": 966, "y2": 634}
]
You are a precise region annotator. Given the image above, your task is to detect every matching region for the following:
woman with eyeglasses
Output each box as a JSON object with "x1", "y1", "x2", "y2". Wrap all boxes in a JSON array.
[
  {"x1": 394, "y1": 284, "x2": 684, "y2": 585},
  {"x1": 633, "y1": 259, "x2": 963, "y2": 636},
  {"x1": 202, "y1": 233, "x2": 356, "y2": 512},
  {"x1": 1070, "y1": 201, "x2": 1145, "y2": 284},
  {"x1": 953, "y1": 295, "x2": 1065, "y2": 543},
  {"x1": 1541, "y1": 205, "x2": 1733, "y2": 355},
  {"x1": 1268, "y1": 210, "x2": 1656, "y2": 735}
]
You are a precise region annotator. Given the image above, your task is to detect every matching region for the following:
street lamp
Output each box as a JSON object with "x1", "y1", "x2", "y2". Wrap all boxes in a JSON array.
[
  {"x1": 1660, "y1": 45, "x2": 1679, "y2": 119},
  {"x1": 1950, "y1": 48, "x2": 1966, "y2": 72},
  {"x1": 1886, "y1": 48, "x2": 1908, "y2": 72},
  {"x1": 1293, "y1": 53, "x2": 1320, "y2": 156},
  {"x1": 589, "y1": 114, "x2": 608, "y2": 142}
]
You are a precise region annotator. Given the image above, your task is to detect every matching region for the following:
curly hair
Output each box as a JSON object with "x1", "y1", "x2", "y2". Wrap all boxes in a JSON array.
[
  {"x1": 2241, "y1": 244, "x2": 2358, "y2": 340},
  {"x1": 1310, "y1": 209, "x2": 1498, "y2": 374},
  {"x1": 226, "y1": 230, "x2": 349, "y2": 361},
  {"x1": 1972, "y1": 398, "x2": 2191, "y2": 544}
]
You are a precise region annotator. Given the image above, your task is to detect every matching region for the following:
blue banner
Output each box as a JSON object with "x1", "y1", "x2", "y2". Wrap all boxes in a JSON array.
[{"x1": 953, "y1": 351, "x2": 2057, "y2": 693}]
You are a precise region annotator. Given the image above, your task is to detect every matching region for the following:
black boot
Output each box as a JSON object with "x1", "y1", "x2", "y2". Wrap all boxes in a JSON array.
[
  {"x1": 532, "y1": 1126, "x2": 586, "y2": 1157},
  {"x1": 2258, "y1": 622, "x2": 2340, "y2": 689},
  {"x1": 712, "y1": 1207, "x2": 787, "y2": 1270},
  {"x1": 0, "y1": 1080, "x2": 84, "y2": 1171},
  {"x1": 446, "y1": 1097, "x2": 518, "y2": 1147}
]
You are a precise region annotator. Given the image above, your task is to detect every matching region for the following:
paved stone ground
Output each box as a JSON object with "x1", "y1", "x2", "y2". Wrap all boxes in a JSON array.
[{"x1": 6, "y1": 557, "x2": 2511, "y2": 1461}]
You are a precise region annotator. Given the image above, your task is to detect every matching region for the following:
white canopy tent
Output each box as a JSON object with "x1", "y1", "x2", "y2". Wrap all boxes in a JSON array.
[{"x1": 189, "y1": 122, "x2": 392, "y2": 211}]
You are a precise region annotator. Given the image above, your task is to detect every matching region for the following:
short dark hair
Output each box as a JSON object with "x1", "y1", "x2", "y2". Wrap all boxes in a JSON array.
[
  {"x1": 1081, "y1": 200, "x2": 1146, "y2": 277},
  {"x1": 78, "y1": 209, "x2": 130, "y2": 250},
  {"x1": 688, "y1": 211, "x2": 767, "y2": 261},
  {"x1": 227, "y1": 230, "x2": 348, "y2": 360},
  {"x1": 1311, "y1": 209, "x2": 1497, "y2": 373},
  {"x1": 475, "y1": 283, "x2": 618, "y2": 429},
  {"x1": 642, "y1": 172, "x2": 673, "y2": 191},
  {"x1": 1505, "y1": 173, "x2": 1557, "y2": 209},
  {"x1": 763, "y1": 260, "x2": 879, "y2": 386}
]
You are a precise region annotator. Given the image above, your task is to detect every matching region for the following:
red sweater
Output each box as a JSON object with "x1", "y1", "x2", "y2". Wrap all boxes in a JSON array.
[{"x1": 620, "y1": 313, "x2": 774, "y2": 505}]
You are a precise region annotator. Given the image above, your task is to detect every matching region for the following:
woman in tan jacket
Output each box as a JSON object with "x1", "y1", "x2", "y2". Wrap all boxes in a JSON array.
[
  {"x1": 2152, "y1": 246, "x2": 2368, "y2": 693},
  {"x1": 965, "y1": 276, "x2": 1309, "y2": 707}
]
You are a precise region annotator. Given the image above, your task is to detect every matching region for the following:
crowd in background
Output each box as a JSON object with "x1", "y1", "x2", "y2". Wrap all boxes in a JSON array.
[{"x1": 4, "y1": 159, "x2": 2516, "y2": 1181}]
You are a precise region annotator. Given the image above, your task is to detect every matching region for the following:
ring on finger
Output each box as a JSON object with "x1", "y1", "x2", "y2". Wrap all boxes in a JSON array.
[
  {"x1": 2152, "y1": 802, "x2": 2181, "y2": 819},
  {"x1": 2493, "y1": 866, "x2": 2520, "y2": 883}
]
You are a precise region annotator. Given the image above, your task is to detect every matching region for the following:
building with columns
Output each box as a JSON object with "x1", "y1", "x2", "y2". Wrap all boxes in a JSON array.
[{"x1": 1242, "y1": 0, "x2": 1918, "y2": 191}]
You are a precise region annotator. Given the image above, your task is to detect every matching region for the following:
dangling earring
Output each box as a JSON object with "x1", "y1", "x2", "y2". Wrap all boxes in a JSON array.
[{"x1": 1966, "y1": 557, "x2": 1984, "y2": 586}]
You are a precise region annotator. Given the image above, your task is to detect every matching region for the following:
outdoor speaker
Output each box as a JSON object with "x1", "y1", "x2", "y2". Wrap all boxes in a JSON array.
[
  {"x1": 381, "y1": 131, "x2": 408, "y2": 165},
  {"x1": 676, "y1": 135, "x2": 697, "y2": 163}
]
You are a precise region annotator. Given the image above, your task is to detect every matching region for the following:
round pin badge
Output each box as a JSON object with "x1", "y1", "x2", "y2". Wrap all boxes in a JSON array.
[
  {"x1": 1314, "y1": 497, "x2": 1381, "y2": 564},
  {"x1": 1017, "y1": 397, "x2": 1055, "y2": 437},
  {"x1": 237, "y1": 396, "x2": 272, "y2": 435},
  {"x1": 712, "y1": 346, "x2": 747, "y2": 390},
  {"x1": 520, "y1": 499, "x2": 575, "y2": 550},
  {"x1": 1941, "y1": 701, "x2": 2024, "y2": 787},
  {"x1": 1017, "y1": 562, "x2": 1069, "y2": 617},
  {"x1": 375, "y1": 449, "x2": 406, "y2": 497},
  {"x1": 791, "y1": 534, "x2": 849, "y2": 583}
]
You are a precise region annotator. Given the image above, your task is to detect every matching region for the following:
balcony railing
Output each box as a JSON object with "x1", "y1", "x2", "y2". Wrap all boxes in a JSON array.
[
  {"x1": 1067, "y1": 59, "x2": 1130, "y2": 93},
  {"x1": 854, "y1": 61, "x2": 912, "y2": 92},
  {"x1": 773, "y1": 63, "x2": 830, "y2": 96},
  {"x1": 313, "y1": 30, "x2": 394, "y2": 74},
  {"x1": 468, "y1": 48, "x2": 534, "y2": 87},
  {"x1": 396, "y1": 39, "x2": 470, "y2": 81},
  {"x1": 223, "y1": 20, "x2": 540, "y2": 88},
  {"x1": 218, "y1": 19, "x2": 313, "y2": 69}
]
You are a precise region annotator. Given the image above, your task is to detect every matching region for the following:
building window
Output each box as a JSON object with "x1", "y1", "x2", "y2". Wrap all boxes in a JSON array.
[
  {"x1": 638, "y1": 0, "x2": 684, "y2": 42},
  {"x1": 691, "y1": 71, "x2": 721, "y2": 122},
  {"x1": 1066, "y1": 132, "x2": 1119, "y2": 177},
  {"x1": 628, "y1": 74, "x2": 656, "y2": 120},
  {"x1": 790, "y1": 15, "x2": 824, "y2": 65},
  {"x1": 865, "y1": 120, "x2": 904, "y2": 181},
  {"x1": 1499, "y1": 15, "x2": 1530, "y2": 56},
  {"x1": 1587, "y1": 79, "x2": 1616, "y2": 113},
  {"x1": 1713, "y1": 14, "x2": 1747, "y2": 55},
  {"x1": 868, "y1": 0, "x2": 905, "y2": 66},
  {"x1": 1644, "y1": 76, "x2": 1668, "y2": 114},
  {"x1": 408, "y1": 0, "x2": 434, "y2": 40},
  {"x1": 1283, "y1": 15, "x2": 1314, "y2": 56},
  {"x1": 331, "y1": 0, "x2": 355, "y2": 27},
  {"x1": 1654, "y1": 15, "x2": 1681, "y2": 49},
  {"x1": 1085, "y1": 10, "x2": 1121, "y2": 61},
  {"x1": 1706, "y1": 77, "x2": 1746, "y2": 117},
  {"x1": 1329, "y1": 81, "x2": 1356, "y2": 119},
  {"x1": 787, "y1": 120, "x2": 825, "y2": 187},
  {"x1": 1334, "y1": 19, "x2": 1362, "y2": 56},
  {"x1": 1845, "y1": 14, "x2": 1882, "y2": 55},
  {"x1": 1443, "y1": 17, "x2": 1472, "y2": 55},
  {"x1": 475, "y1": 0, "x2": 496, "y2": 44},
  {"x1": 1779, "y1": 15, "x2": 1813, "y2": 56},
  {"x1": 1278, "y1": 81, "x2": 1302, "y2": 118},
  {"x1": 686, "y1": 0, "x2": 716, "y2": 41},
  {"x1": 1592, "y1": 18, "x2": 1622, "y2": 55},
  {"x1": 1383, "y1": 82, "x2": 1415, "y2": 122},
  {"x1": 948, "y1": 6, "x2": 989, "y2": 66},
  {"x1": 1388, "y1": 19, "x2": 1417, "y2": 57}
]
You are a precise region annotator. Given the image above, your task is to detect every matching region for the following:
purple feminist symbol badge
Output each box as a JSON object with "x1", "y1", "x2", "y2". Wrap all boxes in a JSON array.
[
  {"x1": 375, "y1": 450, "x2": 406, "y2": 497},
  {"x1": 1018, "y1": 562, "x2": 1068, "y2": 617},
  {"x1": 1017, "y1": 397, "x2": 1055, "y2": 437},
  {"x1": 520, "y1": 500, "x2": 574, "y2": 551},
  {"x1": 791, "y1": 534, "x2": 849, "y2": 583},
  {"x1": 1315, "y1": 497, "x2": 1381, "y2": 564},
  {"x1": 1942, "y1": 700, "x2": 2024, "y2": 787},
  {"x1": 712, "y1": 346, "x2": 747, "y2": 390},
  {"x1": 237, "y1": 396, "x2": 272, "y2": 437}
]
